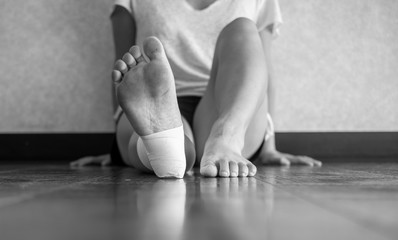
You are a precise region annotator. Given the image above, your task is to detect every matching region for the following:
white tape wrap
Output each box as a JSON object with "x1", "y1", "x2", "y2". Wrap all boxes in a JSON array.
[{"x1": 140, "y1": 125, "x2": 186, "y2": 178}]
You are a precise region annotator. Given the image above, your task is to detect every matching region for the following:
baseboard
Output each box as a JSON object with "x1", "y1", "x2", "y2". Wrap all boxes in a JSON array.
[
  {"x1": 0, "y1": 132, "x2": 397, "y2": 161},
  {"x1": 0, "y1": 133, "x2": 114, "y2": 161},
  {"x1": 275, "y1": 132, "x2": 398, "y2": 159}
]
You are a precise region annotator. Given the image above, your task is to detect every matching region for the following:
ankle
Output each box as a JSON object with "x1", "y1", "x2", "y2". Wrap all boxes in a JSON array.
[{"x1": 208, "y1": 119, "x2": 246, "y2": 150}]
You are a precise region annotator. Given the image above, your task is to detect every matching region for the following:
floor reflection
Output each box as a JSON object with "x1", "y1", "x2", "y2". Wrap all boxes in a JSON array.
[
  {"x1": 129, "y1": 174, "x2": 275, "y2": 240},
  {"x1": 133, "y1": 179, "x2": 187, "y2": 240},
  {"x1": 184, "y1": 177, "x2": 274, "y2": 240}
]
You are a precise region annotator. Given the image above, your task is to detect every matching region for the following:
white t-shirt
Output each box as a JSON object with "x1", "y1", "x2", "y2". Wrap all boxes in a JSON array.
[{"x1": 114, "y1": 0, "x2": 282, "y2": 97}]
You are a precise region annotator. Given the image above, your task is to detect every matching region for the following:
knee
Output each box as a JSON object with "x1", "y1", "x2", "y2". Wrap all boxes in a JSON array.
[{"x1": 219, "y1": 17, "x2": 258, "y2": 41}]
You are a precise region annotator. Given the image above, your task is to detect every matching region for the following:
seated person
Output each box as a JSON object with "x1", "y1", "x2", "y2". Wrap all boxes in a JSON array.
[{"x1": 71, "y1": 0, "x2": 321, "y2": 178}]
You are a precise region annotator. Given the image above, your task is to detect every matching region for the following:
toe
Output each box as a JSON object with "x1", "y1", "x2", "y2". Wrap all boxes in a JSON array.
[
  {"x1": 219, "y1": 159, "x2": 230, "y2": 177},
  {"x1": 112, "y1": 70, "x2": 122, "y2": 83},
  {"x1": 288, "y1": 155, "x2": 314, "y2": 166},
  {"x1": 303, "y1": 158, "x2": 315, "y2": 167},
  {"x1": 143, "y1": 36, "x2": 165, "y2": 60},
  {"x1": 229, "y1": 161, "x2": 238, "y2": 177},
  {"x1": 247, "y1": 163, "x2": 257, "y2": 177},
  {"x1": 280, "y1": 157, "x2": 291, "y2": 166},
  {"x1": 200, "y1": 161, "x2": 218, "y2": 177},
  {"x1": 302, "y1": 156, "x2": 322, "y2": 167},
  {"x1": 238, "y1": 162, "x2": 249, "y2": 177},
  {"x1": 313, "y1": 159, "x2": 322, "y2": 167},
  {"x1": 114, "y1": 59, "x2": 128, "y2": 74},
  {"x1": 129, "y1": 45, "x2": 146, "y2": 63},
  {"x1": 122, "y1": 52, "x2": 136, "y2": 68}
]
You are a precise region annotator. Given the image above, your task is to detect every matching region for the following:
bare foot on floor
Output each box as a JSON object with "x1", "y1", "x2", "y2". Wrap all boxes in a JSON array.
[
  {"x1": 112, "y1": 37, "x2": 182, "y2": 136},
  {"x1": 200, "y1": 122, "x2": 257, "y2": 178}
]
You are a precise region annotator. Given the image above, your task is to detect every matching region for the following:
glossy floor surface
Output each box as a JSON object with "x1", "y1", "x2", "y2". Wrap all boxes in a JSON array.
[{"x1": 0, "y1": 161, "x2": 397, "y2": 240}]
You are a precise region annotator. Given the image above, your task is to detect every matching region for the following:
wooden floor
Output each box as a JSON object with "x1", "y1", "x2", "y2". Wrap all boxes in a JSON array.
[{"x1": 0, "y1": 161, "x2": 397, "y2": 240}]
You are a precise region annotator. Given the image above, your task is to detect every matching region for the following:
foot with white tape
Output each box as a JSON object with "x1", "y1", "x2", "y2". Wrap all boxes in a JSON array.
[{"x1": 113, "y1": 37, "x2": 185, "y2": 178}]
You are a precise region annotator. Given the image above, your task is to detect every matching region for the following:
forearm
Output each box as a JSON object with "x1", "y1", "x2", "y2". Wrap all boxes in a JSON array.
[
  {"x1": 259, "y1": 30, "x2": 277, "y2": 151},
  {"x1": 265, "y1": 54, "x2": 277, "y2": 151},
  {"x1": 267, "y1": 65, "x2": 276, "y2": 118},
  {"x1": 258, "y1": 31, "x2": 321, "y2": 164},
  {"x1": 265, "y1": 81, "x2": 277, "y2": 152}
]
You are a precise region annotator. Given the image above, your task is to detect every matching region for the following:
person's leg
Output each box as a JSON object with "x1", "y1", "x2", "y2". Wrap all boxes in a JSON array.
[
  {"x1": 194, "y1": 18, "x2": 269, "y2": 177},
  {"x1": 113, "y1": 37, "x2": 195, "y2": 177},
  {"x1": 116, "y1": 114, "x2": 147, "y2": 171}
]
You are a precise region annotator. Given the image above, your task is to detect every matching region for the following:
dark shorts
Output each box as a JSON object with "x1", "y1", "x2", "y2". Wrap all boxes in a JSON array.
[
  {"x1": 177, "y1": 96, "x2": 202, "y2": 126},
  {"x1": 111, "y1": 96, "x2": 264, "y2": 165}
]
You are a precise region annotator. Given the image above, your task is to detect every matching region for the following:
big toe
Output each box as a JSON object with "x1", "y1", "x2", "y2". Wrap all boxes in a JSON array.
[
  {"x1": 143, "y1": 36, "x2": 165, "y2": 60},
  {"x1": 200, "y1": 162, "x2": 218, "y2": 177}
]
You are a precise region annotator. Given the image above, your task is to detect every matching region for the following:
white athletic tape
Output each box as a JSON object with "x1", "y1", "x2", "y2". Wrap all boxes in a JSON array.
[{"x1": 138, "y1": 125, "x2": 186, "y2": 178}]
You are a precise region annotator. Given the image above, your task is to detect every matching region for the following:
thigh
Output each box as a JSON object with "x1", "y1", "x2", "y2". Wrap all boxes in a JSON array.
[
  {"x1": 181, "y1": 116, "x2": 196, "y2": 170},
  {"x1": 116, "y1": 114, "x2": 148, "y2": 171}
]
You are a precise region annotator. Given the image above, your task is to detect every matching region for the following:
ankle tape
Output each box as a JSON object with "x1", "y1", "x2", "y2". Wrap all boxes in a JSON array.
[{"x1": 138, "y1": 125, "x2": 186, "y2": 178}]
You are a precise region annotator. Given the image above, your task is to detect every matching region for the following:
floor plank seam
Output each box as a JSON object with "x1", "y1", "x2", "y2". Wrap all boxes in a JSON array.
[
  {"x1": 254, "y1": 174, "x2": 395, "y2": 240},
  {"x1": 0, "y1": 172, "x2": 122, "y2": 210}
]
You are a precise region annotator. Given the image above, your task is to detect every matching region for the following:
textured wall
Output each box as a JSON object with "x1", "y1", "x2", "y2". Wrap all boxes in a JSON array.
[
  {"x1": 0, "y1": 0, "x2": 397, "y2": 133},
  {"x1": 0, "y1": 0, "x2": 115, "y2": 133},
  {"x1": 274, "y1": 0, "x2": 398, "y2": 131}
]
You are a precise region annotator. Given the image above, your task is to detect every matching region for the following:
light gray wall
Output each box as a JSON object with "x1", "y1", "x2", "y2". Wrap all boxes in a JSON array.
[
  {"x1": 0, "y1": 0, "x2": 115, "y2": 133},
  {"x1": 274, "y1": 0, "x2": 398, "y2": 131},
  {"x1": 0, "y1": 0, "x2": 397, "y2": 133}
]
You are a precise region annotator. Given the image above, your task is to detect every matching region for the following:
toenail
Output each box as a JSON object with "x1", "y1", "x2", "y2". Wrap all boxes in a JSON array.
[{"x1": 220, "y1": 171, "x2": 229, "y2": 176}]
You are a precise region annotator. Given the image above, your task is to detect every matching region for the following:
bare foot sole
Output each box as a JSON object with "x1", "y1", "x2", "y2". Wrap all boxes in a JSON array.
[{"x1": 112, "y1": 36, "x2": 182, "y2": 136}]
